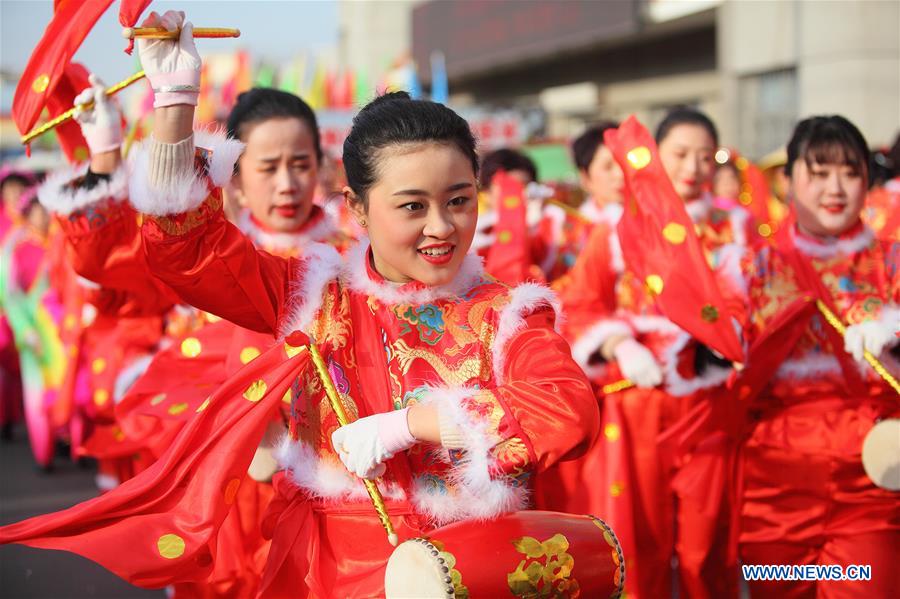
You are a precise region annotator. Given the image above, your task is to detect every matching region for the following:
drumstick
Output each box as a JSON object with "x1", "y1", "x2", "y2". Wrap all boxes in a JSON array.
[
  {"x1": 309, "y1": 342, "x2": 400, "y2": 546},
  {"x1": 602, "y1": 379, "x2": 634, "y2": 394},
  {"x1": 816, "y1": 300, "x2": 900, "y2": 396},
  {"x1": 122, "y1": 26, "x2": 240, "y2": 39},
  {"x1": 20, "y1": 71, "x2": 146, "y2": 146}
]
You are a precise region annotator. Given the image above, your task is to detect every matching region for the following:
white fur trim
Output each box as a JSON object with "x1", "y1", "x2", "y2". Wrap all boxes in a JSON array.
[
  {"x1": 578, "y1": 200, "x2": 602, "y2": 223},
  {"x1": 277, "y1": 242, "x2": 343, "y2": 337},
  {"x1": 127, "y1": 129, "x2": 244, "y2": 216},
  {"x1": 662, "y1": 331, "x2": 732, "y2": 396},
  {"x1": 775, "y1": 353, "x2": 842, "y2": 381},
  {"x1": 38, "y1": 163, "x2": 128, "y2": 216},
  {"x1": 628, "y1": 314, "x2": 683, "y2": 336},
  {"x1": 194, "y1": 129, "x2": 245, "y2": 188},
  {"x1": 340, "y1": 239, "x2": 485, "y2": 306},
  {"x1": 714, "y1": 243, "x2": 748, "y2": 298},
  {"x1": 274, "y1": 437, "x2": 406, "y2": 502},
  {"x1": 492, "y1": 283, "x2": 561, "y2": 384},
  {"x1": 792, "y1": 225, "x2": 875, "y2": 259},
  {"x1": 569, "y1": 319, "x2": 632, "y2": 377},
  {"x1": 416, "y1": 385, "x2": 528, "y2": 524},
  {"x1": 236, "y1": 208, "x2": 338, "y2": 253},
  {"x1": 727, "y1": 206, "x2": 749, "y2": 247},
  {"x1": 685, "y1": 194, "x2": 713, "y2": 224}
]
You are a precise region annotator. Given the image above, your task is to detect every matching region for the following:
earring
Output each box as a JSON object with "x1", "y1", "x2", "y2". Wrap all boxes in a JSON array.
[{"x1": 359, "y1": 219, "x2": 367, "y2": 227}]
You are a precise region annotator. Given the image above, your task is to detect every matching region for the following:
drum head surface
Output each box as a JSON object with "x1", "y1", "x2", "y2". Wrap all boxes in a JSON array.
[
  {"x1": 385, "y1": 538, "x2": 453, "y2": 598},
  {"x1": 861, "y1": 418, "x2": 900, "y2": 491}
]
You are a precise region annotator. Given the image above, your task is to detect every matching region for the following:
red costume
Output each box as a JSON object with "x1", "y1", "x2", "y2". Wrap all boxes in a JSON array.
[
  {"x1": 543, "y1": 192, "x2": 750, "y2": 599},
  {"x1": 0, "y1": 131, "x2": 600, "y2": 598},
  {"x1": 37, "y1": 163, "x2": 180, "y2": 485},
  {"x1": 737, "y1": 222, "x2": 899, "y2": 597}
]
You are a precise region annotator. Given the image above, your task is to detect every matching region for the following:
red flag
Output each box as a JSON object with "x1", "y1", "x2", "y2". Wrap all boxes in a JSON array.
[
  {"x1": 119, "y1": 0, "x2": 153, "y2": 54},
  {"x1": 43, "y1": 62, "x2": 91, "y2": 163},
  {"x1": 12, "y1": 0, "x2": 114, "y2": 136},
  {"x1": 0, "y1": 333, "x2": 312, "y2": 587},
  {"x1": 484, "y1": 171, "x2": 532, "y2": 285},
  {"x1": 606, "y1": 116, "x2": 744, "y2": 363}
]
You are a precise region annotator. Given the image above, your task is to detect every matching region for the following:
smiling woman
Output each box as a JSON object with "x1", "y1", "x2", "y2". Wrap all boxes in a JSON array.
[
  {"x1": 342, "y1": 91, "x2": 479, "y2": 287},
  {"x1": 0, "y1": 12, "x2": 601, "y2": 599}
]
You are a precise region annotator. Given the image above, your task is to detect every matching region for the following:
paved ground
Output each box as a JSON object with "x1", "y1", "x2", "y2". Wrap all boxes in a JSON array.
[{"x1": 0, "y1": 425, "x2": 164, "y2": 598}]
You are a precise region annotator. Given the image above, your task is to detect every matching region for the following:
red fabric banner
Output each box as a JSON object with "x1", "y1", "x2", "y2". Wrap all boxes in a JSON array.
[
  {"x1": 605, "y1": 116, "x2": 744, "y2": 363},
  {"x1": 0, "y1": 333, "x2": 312, "y2": 588},
  {"x1": 12, "y1": 0, "x2": 114, "y2": 136}
]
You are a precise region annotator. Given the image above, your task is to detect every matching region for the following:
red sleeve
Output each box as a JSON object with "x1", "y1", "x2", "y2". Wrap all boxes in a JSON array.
[
  {"x1": 141, "y1": 192, "x2": 299, "y2": 335},
  {"x1": 438, "y1": 309, "x2": 600, "y2": 482},
  {"x1": 58, "y1": 200, "x2": 180, "y2": 308}
]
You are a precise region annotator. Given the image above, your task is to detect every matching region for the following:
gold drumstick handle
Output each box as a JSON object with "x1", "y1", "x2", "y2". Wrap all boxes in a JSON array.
[
  {"x1": 309, "y1": 342, "x2": 400, "y2": 546},
  {"x1": 20, "y1": 71, "x2": 146, "y2": 146},
  {"x1": 602, "y1": 379, "x2": 635, "y2": 395},
  {"x1": 122, "y1": 26, "x2": 240, "y2": 39},
  {"x1": 816, "y1": 300, "x2": 900, "y2": 396}
]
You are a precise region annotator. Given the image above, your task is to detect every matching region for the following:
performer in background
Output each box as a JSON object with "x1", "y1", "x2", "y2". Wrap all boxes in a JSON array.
[
  {"x1": 0, "y1": 167, "x2": 37, "y2": 439},
  {"x1": 534, "y1": 122, "x2": 624, "y2": 285},
  {"x1": 116, "y1": 86, "x2": 348, "y2": 598},
  {"x1": 0, "y1": 12, "x2": 599, "y2": 598},
  {"x1": 549, "y1": 109, "x2": 748, "y2": 598},
  {"x1": 737, "y1": 115, "x2": 899, "y2": 598}
]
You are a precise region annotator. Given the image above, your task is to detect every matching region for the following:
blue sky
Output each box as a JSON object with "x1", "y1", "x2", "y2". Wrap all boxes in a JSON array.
[{"x1": 1, "y1": 0, "x2": 340, "y2": 85}]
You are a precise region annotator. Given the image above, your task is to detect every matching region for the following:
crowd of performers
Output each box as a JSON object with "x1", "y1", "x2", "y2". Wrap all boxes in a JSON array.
[{"x1": 1, "y1": 11, "x2": 898, "y2": 599}]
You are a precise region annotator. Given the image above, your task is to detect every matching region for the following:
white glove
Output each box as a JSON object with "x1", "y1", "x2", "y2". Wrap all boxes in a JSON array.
[
  {"x1": 331, "y1": 408, "x2": 417, "y2": 480},
  {"x1": 73, "y1": 74, "x2": 123, "y2": 154},
  {"x1": 844, "y1": 319, "x2": 897, "y2": 364},
  {"x1": 136, "y1": 10, "x2": 201, "y2": 107},
  {"x1": 613, "y1": 337, "x2": 663, "y2": 388}
]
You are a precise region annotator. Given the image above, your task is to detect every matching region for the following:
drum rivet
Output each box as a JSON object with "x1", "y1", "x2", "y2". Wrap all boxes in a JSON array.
[
  {"x1": 431, "y1": 550, "x2": 439, "y2": 556},
  {"x1": 437, "y1": 557, "x2": 445, "y2": 564},
  {"x1": 443, "y1": 576, "x2": 452, "y2": 584},
  {"x1": 441, "y1": 566, "x2": 449, "y2": 573}
]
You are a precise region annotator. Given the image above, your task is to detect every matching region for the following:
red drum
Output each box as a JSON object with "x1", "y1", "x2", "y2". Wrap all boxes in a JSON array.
[{"x1": 385, "y1": 511, "x2": 624, "y2": 598}]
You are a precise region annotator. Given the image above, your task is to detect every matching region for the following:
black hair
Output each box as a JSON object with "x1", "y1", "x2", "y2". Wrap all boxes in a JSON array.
[
  {"x1": 784, "y1": 115, "x2": 869, "y2": 180},
  {"x1": 342, "y1": 91, "x2": 478, "y2": 207},
  {"x1": 226, "y1": 88, "x2": 322, "y2": 161},
  {"x1": 571, "y1": 121, "x2": 619, "y2": 172},
  {"x1": 655, "y1": 107, "x2": 719, "y2": 147},
  {"x1": 1, "y1": 173, "x2": 33, "y2": 191},
  {"x1": 478, "y1": 148, "x2": 537, "y2": 188}
]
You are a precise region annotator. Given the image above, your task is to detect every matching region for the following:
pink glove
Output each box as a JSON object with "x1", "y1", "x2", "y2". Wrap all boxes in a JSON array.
[
  {"x1": 136, "y1": 10, "x2": 202, "y2": 107},
  {"x1": 331, "y1": 408, "x2": 417, "y2": 480},
  {"x1": 73, "y1": 74, "x2": 123, "y2": 154}
]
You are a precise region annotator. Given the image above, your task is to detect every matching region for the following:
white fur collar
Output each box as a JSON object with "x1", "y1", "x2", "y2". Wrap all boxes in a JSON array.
[
  {"x1": 236, "y1": 207, "x2": 337, "y2": 253},
  {"x1": 662, "y1": 330, "x2": 733, "y2": 396},
  {"x1": 277, "y1": 242, "x2": 343, "y2": 337},
  {"x1": 580, "y1": 200, "x2": 623, "y2": 226},
  {"x1": 684, "y1": 193, "x2": 713, "y2": 224},
  {"x1": 340, "y1": 239, "x2": 486, "y2": 306},
  {"x1": 38, "y1": 162, "x2": 128, "y2": 216},
  {"x1": 792, "y1": 224, "x2": 875, "y2": 259}
]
